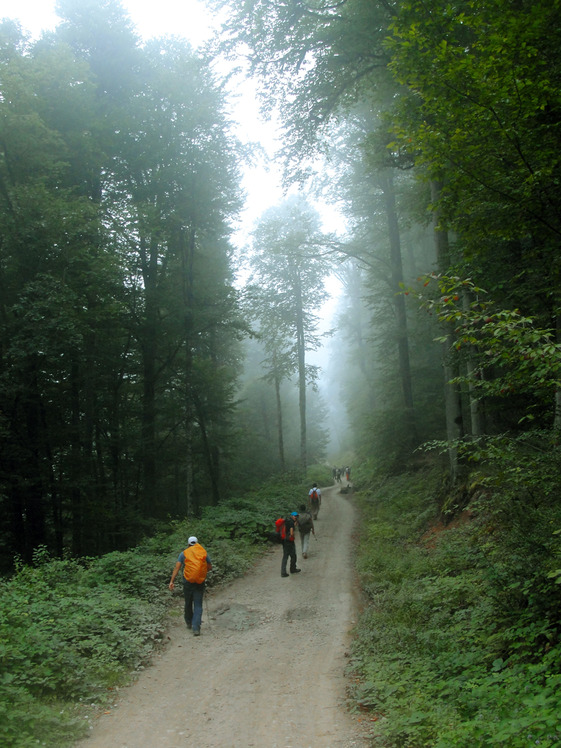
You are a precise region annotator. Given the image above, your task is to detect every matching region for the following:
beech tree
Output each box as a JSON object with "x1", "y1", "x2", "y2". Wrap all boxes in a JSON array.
[{"x1": 246, "y1": 195, "x2": 330, "y2": 471}]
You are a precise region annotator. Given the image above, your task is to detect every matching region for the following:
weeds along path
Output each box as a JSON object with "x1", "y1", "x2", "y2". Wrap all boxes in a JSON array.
[{"x1": 78, "y1": 484, "x2": 370, "y2": 748}]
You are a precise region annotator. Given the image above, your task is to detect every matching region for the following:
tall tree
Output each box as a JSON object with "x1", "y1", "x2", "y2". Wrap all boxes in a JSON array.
[{"x1": 247, "y1": 195, "x2": 330, "y2": 471}]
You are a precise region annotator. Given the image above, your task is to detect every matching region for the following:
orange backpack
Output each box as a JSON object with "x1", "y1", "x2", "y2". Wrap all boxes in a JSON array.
[{"x1": 182, "y1": 544, "x2": 208, "y2": 584}]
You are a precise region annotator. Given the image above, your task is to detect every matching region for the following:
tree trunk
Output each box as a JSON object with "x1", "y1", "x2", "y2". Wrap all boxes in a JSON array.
[
  {"x1": 293, "y1": 263, "x2": 307, "y2": 471},
  {"x1": 139, "y1": 234, "x2": 158, "y2": 515},
  {"x1": 431, "y1": 180, "x2": 464, "y2": 483},
  {"x1": 555, "y1": 315, "x2": 561, "y2": 431},
  {"x1": 193, "y1": 392, "x2": 221, "y2": 506},
  {"x1": 70, "y1": 359, "x2": 84, "y2": 556},
  {"x1": 380, "y1": 170, "x2": 417, "y2": 442},
  {"x1": 274, "y1": 372, "x2": 286, "y2": 472},
  {"x1": 462, "y1": 289, "x2": 484, "y2": 436},
  {"x1": 180, "y1": 226, "x2": 196, "y2": 516}
]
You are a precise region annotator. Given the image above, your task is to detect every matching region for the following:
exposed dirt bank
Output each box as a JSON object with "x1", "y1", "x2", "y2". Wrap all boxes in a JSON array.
[{"x1": 77, "y1": 484, "x2": 372, "y2": 748}]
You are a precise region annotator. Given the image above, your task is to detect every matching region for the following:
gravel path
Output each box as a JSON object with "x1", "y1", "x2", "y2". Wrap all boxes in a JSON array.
[{"x1": 77, "y1": 484, "x2": 371, "y2": 748}]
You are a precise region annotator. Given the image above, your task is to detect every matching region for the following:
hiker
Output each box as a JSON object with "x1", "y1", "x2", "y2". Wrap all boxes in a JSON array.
[
  {"x1": 308, "y1": 482, "x2": 321, "y2": 520},
  {"x1": 169, "y1": 536, "x2": 212, "y2": 637},
  {"x1": 297, "y1": 503, "x2": 315, "y2": 559},
  {"x1": 281, "y1": 511, "x2": 301, "y2": 577}
]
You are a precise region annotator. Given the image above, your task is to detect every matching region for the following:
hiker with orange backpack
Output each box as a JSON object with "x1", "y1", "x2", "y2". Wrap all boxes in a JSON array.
[
  {"x1": 169, "y1": 536, "x2": 212, "y2": 637},
  {"x1": 308, "y1": 483, "x2": 321, "y2": 520}
]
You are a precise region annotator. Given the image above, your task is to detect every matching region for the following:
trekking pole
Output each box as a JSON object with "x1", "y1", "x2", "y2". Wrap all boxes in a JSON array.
[{"x1": 204, "y1": 590, "x2": 212, "y2": 632}]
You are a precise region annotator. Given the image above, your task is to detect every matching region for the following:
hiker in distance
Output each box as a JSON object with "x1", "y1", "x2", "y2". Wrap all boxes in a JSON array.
[
  {"x1": 297, "y1": 503, "x2": 315, "y2": 559},
  {"x1": 169, "y1": 536, "x2": 212, "y2": 637},
  {"x1": 308, "y1": 482, "x2": 321, "y2": 520},
  {"x1": 281, "y1": 511, "x2": 301, "y2": 578}
]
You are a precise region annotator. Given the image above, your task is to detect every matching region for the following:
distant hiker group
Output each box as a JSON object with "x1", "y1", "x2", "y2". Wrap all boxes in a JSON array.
[
  {"x1": 332, "y1": 465, "x2": 351, "y2": 483},
  {"x1": 273, "y1": 482, "x2": 319, "y2": 578}
]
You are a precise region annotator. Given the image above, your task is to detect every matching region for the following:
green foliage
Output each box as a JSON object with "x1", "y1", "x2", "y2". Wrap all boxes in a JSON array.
[
  {"x1": 388, "y1": 0, "x2": 561, "y2": 252},
  {"x1": 351, "y1": 462, "x2": 561, "y2": 746},
  {"x1": 0, "y1": 557, "x2": 168, "y2": 746},
  {"x1": 410, "y1": 274, "x2": 561, "y2": 407},
  {"x1": 304, "y1": 463, "x2": 333, "y2": 491}
]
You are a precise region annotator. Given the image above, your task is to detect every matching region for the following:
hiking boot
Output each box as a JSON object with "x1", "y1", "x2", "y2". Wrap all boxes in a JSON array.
[
  {"x1": 281, "y1": 572, "x2": 289, "y2": 577},
  {"x1": 193, "y1": 630, "x2": 200, "y2": 636},
  {"x1": 303, "y1": 553, "x2": 308, "y2": 559},
  {"x1": 291, "y1": 568, "x2": 301, "y2": 574}
]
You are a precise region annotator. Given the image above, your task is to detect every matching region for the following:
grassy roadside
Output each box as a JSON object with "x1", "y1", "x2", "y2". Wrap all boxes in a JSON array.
[
  {"x1": 0, "y1": 467, "x2": 331, "y2": 748},
  {"x1": 349, "y1": 463, "x2": 561, "y2": 747}
]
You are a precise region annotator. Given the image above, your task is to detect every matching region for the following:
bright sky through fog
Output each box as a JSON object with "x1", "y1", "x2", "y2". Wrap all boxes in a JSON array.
[
  {"x1": 2, "y1": 0, "x2": 343, "y2": 319},
  {"x1": 1, "y1": 0, "x2": 287, "y2": 234},
  {"x1": 1, "y1": 0, "x2": 213, "y2": 46}
]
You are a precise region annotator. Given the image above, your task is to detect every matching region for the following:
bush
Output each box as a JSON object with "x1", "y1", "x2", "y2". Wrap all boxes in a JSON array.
[{"x1": 350, "y1": 462, "x2": 561, "y2": 746}]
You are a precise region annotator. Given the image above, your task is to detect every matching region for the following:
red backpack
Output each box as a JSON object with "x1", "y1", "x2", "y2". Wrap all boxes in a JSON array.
[{"x1": 275, "y1": 517, "x2": 286, "y2": 541}]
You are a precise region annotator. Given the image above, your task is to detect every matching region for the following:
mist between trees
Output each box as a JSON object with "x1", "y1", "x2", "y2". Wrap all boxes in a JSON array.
[{"x1": 2, "y1": 0, "x2": 561, "y2": 576}]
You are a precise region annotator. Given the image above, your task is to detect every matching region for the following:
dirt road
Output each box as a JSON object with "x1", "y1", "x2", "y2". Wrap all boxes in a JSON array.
[{"x1": 78, "y1": 484, "x2": 371, "y2": 748}]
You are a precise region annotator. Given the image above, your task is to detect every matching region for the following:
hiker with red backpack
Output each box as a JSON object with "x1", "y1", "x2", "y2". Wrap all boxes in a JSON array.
[
  {"x1": 308, "y1": 483, "x2": 321, "y2": 520},
  {"x1": 280, "y1": 511, "x2": 301, "y2": 578},
  {"x1": 169, "y1": 536, "x2": 212, "y2": 637}
]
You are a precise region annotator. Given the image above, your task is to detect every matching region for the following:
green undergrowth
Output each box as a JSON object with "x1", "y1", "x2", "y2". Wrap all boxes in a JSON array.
[
  {"x1": 0, "y1": 473, "x2": 316, "y2": 748},
  {"x1": 350, "y1": 464, "x2": 561, "y2": 747}
]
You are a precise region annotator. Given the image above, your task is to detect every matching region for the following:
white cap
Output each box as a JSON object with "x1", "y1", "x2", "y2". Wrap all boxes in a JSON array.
[{"x1": 188, "y1": 536, "x2": 198, "y2": 546}]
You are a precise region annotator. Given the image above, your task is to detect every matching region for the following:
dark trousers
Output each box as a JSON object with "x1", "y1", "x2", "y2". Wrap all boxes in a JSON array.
[
  {"x1": 182, "y1": 580, "x2": 205, "y2": 631},
  {"x1": 281, "y1": 540, "x2": 298, "y2": 574}
]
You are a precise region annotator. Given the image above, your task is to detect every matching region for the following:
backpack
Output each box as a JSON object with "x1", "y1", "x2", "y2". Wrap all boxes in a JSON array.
[
  {"x1": 268, "y1": 517, "x2": 285, "y2": 544},
  {"x1": 275, "y1": 517, "x2": 286, "y2": 541},
  {"x1": 298, "y1": 512, "x2": 313, "y2": 534},
  {"x1": 310, "y1": 489, "x2": 319, "y2": 503},
  {"x1": 182, "y1": 544, "x2": 208, "y2": 584}
]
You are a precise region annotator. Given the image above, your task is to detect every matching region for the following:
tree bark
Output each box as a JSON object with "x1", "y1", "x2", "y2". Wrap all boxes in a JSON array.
[
  {"x1": 555, "y1": 315, "x2": 561, "y2": 431},
  {"x1": 462, "y1": 289, "x2": 484, "y2": 436},
  {"x1": 193, "y1": 392, "x2": 221, "y2": 506},
  {"x1": 180, "y1": 225, "x2": 196, "y2": 516},
  {"x1": 431, "y1": 180, "x2": 464, "y2": 482},
  {"x1": 293, "y1": 263, "x2": 307, "y2": 472},
  {"x1": 139, "y1": 233, "x2": 158, "y2": 515},
  {"x1": 273, "y1": 369, "x2": 286, "y2": 472},
  {"x1": 380, "y1": 170, "x2": 417, "y2": 442}
]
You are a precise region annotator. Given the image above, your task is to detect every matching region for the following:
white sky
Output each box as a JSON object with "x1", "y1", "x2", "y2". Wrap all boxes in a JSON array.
[{"x1": 2, "y1": 0, "x2": 213, "y2": 47}]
